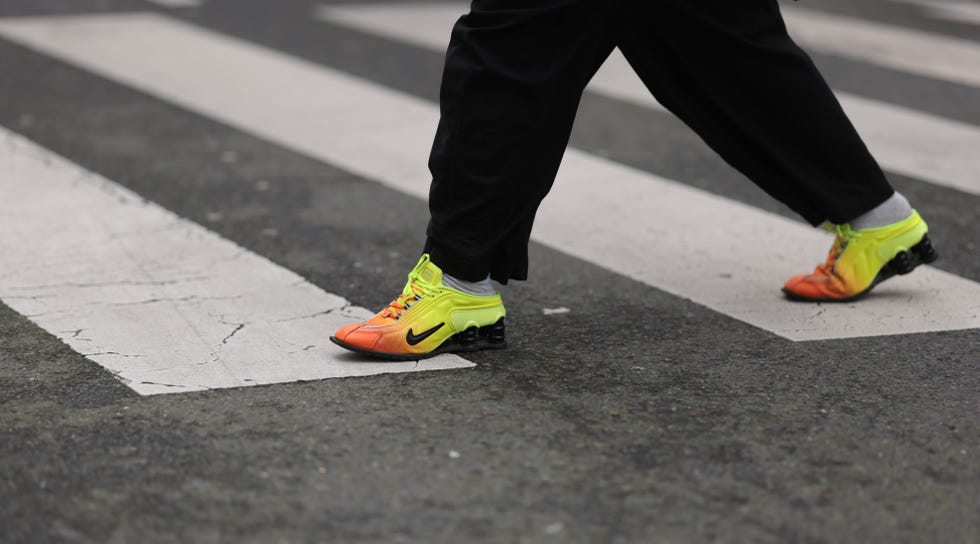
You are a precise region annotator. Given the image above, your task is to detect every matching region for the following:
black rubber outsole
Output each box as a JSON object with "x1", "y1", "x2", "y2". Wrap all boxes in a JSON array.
[
  {"x1": 330, "y1": 319, "x2": 507, "y2": 362},
  {"x1": 783, "y1": 234, "x2": 938, "y2": 303}
]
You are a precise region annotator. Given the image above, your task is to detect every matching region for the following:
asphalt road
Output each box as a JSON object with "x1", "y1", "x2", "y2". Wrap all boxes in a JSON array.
[{"x1": 1, "y1": 0, "x2": 977, "y2": 542}]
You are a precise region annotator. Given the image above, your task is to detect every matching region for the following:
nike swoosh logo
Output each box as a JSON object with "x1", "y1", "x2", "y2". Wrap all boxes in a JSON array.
[{"x1": 406, "y1": 322, "x2": 445, "y2": 346}]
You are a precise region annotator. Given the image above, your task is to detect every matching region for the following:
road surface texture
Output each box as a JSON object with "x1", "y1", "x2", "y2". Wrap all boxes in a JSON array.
[{"x1": 0, "y1": 0, "x2": 977, "y2": 542}]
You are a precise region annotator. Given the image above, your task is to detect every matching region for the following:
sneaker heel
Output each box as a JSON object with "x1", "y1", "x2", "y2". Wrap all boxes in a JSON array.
[
  {"x1": 457, "y1": 327, "x2": 480, "y2": 348},
  {"x1": 891, "y1": 235, "x2": 937, "y2": 276},
  {"x1": 479, "y1": 319, "x2": 506, "y2": 347},
  {"x1": 912, "y1": 235, "x2": 938, "y2": 265},
  {"x1": 893, "y1": 250, "x2": 915, "y2": 275}
]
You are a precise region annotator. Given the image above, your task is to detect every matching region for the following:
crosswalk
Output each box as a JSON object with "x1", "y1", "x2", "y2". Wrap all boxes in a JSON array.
[{"x1": 0, "y1": 2, "x2": 977, "y2": 395}]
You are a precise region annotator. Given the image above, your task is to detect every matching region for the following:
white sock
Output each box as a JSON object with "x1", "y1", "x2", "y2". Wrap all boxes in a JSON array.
[
  {"x1": 849, "y1": 192, "x2": 913, "y2": 230},
  {"x1": 443, "y1": 272, "x2": 496, "y2": 297}
]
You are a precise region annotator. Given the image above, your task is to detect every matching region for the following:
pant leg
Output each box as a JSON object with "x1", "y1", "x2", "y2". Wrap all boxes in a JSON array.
[
  {"x1": 425, "y1": 0, "x2": 616, "y2": 283},
  {"x1": 616, "y1": 0, "x2": 894, "y2": 226}
]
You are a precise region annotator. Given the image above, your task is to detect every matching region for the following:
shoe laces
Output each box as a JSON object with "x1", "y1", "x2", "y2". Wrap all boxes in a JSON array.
[
  {"x1": 381, "y1": 264, "x2": 439, "y2": 320},
  {"x1": 820, "y1": 223, "x2": 861, "y2": 274}
]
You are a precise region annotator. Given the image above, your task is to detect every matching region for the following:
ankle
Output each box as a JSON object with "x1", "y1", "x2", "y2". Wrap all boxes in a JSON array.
[
  {"x1": 443, "y1": 272, "x2": 496, "y2": 297},
  {"x1": 849, "y1": 192, "x2": 913, "y2": 230}
]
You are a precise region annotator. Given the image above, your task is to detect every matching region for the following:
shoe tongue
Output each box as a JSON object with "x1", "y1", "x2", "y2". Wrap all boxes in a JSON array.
[
  {"x1": 418, "y1": 263, "x2": 441, "y2": 286},
  {"x1": 404, "y1": 255, "x2": 443, "y2": 296}
]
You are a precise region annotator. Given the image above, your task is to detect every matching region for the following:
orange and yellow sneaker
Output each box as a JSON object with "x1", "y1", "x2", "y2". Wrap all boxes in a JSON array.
[
  {"x1": 783, "y1": 211, "x2": 937, "y2": 302},
  {"x1": 330, "y1": 254, "x2": 506, "y2": 360}
]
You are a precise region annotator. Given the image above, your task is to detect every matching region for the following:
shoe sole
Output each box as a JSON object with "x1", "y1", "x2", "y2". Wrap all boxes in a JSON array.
[
  {"x1": 329, "y1": 318, "x2": 507, "y2": 361},
  {"x1": 783, "y1": 234, "x2": 938, "y2": 303}
]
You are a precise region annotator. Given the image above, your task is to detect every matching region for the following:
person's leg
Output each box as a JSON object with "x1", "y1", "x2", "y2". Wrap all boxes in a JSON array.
[
  {"x1": 425, "y1": 0, "x2": 618, "y2": 284},
  {"x1": 617, "y1": 0, "x2": 892, "y2": 225},
  {"x1": 332, "y1": 0, "x2": 617, "y2": 358},
  {"x1": 616, "y1": 0, "x2": 935, "y2": 301}
]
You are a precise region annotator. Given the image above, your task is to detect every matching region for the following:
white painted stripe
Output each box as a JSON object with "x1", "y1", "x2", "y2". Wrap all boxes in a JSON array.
[
  {"x1": 896, "y1": 0, "x2": 980, "y2": 25},
  {"x1": 0, "y1": 128, "x2": 473, "y2": 396},
  {"x1": 145, "y1": 0, "x2": 204, "y2": 7},
  {"x1": 313, "y1": 3, "x2": 456, "y2": 48},
  {"x1": 0, "y1": 13, "x2": 977, "y2": 341},
  {"x1": 781, "y1": 6, "x2": 980, "y2": 88},
  {"x1": 314, "y1": 3, "x2": 980, "y2": 197}
]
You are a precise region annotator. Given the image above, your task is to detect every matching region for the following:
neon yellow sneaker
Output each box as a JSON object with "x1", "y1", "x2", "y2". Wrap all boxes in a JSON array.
[
  {"x1": 330, "y1": 254, "x2": 506, "y2": 360},
  {"x1": 783, "y1": 211, "x2": 937, "y2": 302}
]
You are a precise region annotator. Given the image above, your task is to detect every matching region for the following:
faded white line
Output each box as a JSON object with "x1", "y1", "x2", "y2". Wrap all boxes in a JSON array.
[
  {"x1": 889, "y1": 0, "x2": 980, "y2": 27},
  {"x1": 0, "y1": 128, "x2": 473, "y2": 396},
  {"x1": 0, "y1": 12, "x2": 977, "y2": 341},
  {"x1": 781, "y1": 6, "x2": 980, "y2": 88},
  {"x1": 922, "y1": 2, "x2": 980, "y2": 25},
  {"x1": 145, "y1": 0, "x2": 204, "y2": 7},
  {"x1": 314, "y1": 2, "x2": 980, "y2": 197}
]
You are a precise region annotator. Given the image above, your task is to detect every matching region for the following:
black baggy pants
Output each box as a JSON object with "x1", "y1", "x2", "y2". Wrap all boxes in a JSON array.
[{"x1": 423, "y1": 0, "x2": 894, "y2": 284}]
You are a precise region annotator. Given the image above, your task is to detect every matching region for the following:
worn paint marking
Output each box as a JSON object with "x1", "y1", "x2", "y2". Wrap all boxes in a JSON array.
[{"x1": 0, "y1": 128, "x2": 474, "y2": 395}]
